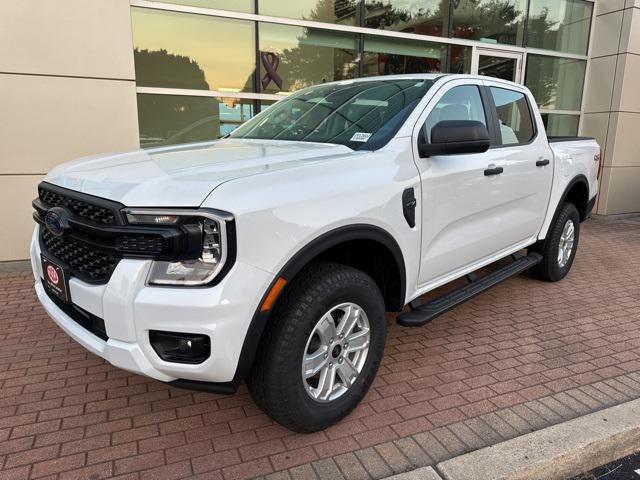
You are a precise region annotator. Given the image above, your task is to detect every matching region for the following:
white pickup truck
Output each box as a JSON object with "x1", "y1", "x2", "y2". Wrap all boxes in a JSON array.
[{"x1": 31, "y1": 74, "x2": 600, "y2": 432}]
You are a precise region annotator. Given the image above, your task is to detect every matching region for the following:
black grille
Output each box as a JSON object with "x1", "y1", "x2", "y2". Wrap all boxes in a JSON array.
[
  {"x1": 117, "y1": 234, "x2": 164, "y2": 254},
  {"x1": 39, "y1": 187, "x2": 116, "y2": 224},
  {"x1": 42, "y1": 229, "x2": 118, "y2": 282}
]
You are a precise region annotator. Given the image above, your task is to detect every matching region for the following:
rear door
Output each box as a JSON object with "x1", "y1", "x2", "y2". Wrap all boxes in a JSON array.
[
  {"x1": 483, "y1": 80, "x2": 554, "y2": 243},
  {"x1": 411, "y1": 78, "x2": 509, "y2": 287}
]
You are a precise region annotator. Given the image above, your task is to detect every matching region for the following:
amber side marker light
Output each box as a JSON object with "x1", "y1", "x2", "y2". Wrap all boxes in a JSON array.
[{"x1": 260, "y1": 277, "x2": 288, "y2": 312}]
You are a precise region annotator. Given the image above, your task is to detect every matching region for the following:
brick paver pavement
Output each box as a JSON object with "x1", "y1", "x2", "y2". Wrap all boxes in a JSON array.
[{"x1": 1, "y1": 215, "x2": 639, "y2": 480}]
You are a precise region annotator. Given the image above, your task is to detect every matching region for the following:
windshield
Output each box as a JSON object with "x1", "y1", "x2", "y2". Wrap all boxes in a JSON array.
[{"x1": 229, "y1": 78, "x2": 435, "y2": 150}]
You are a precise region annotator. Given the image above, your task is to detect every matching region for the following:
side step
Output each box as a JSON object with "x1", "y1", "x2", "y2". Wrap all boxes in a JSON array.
[{"x1": 397, "y1": 252, "x2": 543, "y2": 327}]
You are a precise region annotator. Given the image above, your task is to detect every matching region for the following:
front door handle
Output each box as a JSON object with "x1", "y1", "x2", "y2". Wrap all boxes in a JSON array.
[
  {"x1": 484, "y1": 166, "x2": 504, "y2": 176},
  {"x1": 536, "y1": 159, "x2": 550, "y2": 167}
]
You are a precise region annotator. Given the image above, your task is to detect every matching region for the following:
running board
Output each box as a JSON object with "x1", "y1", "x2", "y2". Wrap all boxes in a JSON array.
[{"x1": 397, "y1": 252, "x2": 543, "y2": 327}]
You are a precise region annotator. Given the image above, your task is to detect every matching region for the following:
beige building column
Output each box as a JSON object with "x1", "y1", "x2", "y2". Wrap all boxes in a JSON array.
[
  {"x1": 0, "y1": 0, "x2": 140, "y2": 261},
  {"x1": 581, "y1": 0, "x2": 640, "y2": 215}
]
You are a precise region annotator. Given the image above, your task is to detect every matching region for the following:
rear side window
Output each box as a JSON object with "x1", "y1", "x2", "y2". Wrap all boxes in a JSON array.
[
  {"x1": 424, "y1": 85, "x2": 487, "y2": 142},
  {"x1": 489, "y1": 87, "x2": 535, "y2": 146}
]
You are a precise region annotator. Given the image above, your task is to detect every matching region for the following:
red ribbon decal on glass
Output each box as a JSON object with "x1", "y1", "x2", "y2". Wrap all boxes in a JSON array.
[{"x1": 260, "y1": 51, "x2": 283, "y2": 90}]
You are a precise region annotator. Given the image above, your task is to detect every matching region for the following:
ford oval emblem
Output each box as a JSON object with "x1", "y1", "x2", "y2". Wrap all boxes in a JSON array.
[{"x1": 44, "y1": 208, "x2": 69, "y2": 237}]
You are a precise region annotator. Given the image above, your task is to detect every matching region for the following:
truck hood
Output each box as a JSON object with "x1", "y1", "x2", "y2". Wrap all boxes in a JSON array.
[{"x1": 45, "y1": 139, "x2": 353, "y2": 206}]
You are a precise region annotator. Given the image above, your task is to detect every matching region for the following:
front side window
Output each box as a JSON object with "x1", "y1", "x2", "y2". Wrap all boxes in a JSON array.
[
  {"x1": 424, "y1": 85, "x2": 487, "y2": 142},
  {"x1": 489, "y1": 87, "x2": 535, "y2": 145},
  {"x1": 230, "y1": 78, "x2": 435, "y2": 149}
]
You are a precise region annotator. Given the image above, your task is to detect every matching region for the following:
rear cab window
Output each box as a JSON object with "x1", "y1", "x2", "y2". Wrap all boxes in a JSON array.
[{"x1": 489, "y1": 87, "x2": 536, "y2": 146}]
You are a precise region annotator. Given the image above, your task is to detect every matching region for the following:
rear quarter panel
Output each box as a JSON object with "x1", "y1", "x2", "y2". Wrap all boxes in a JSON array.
[{"x1": 538, "y1": 139, "x2": 599, "y2": 239}]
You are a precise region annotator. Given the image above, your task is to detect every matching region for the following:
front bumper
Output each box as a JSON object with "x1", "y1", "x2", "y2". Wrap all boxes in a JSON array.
[{"x1": 30, "y1": 227, "x2": 273, "y2": 386}]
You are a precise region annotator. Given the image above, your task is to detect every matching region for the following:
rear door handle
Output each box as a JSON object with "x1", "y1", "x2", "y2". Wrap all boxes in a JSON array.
[
  {"x1": 536, "y1": 159, "x2": 550, "y2": 167},
  {"x1": 484, "y1": 166, "x2": 504, "y2": 176}
]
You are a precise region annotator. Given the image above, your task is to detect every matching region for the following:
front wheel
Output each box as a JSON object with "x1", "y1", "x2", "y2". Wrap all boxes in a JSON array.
[
  {"x1": 247, "y1": 262, "x2": 387, "y2": 432},
  {"x1": 530, "y1": 202, "x2": 580, "y2": 282}
]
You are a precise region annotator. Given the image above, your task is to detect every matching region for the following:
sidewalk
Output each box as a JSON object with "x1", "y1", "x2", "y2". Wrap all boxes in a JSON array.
[
  {"x1": 388, "y1": 398, "x2": 640, "y2": 480},
  {"x1": 0, "y1": 215, "x2": 639, "y2": 480}
]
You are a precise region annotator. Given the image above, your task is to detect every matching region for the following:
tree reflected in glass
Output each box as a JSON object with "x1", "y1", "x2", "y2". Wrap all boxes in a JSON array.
[
  {"x1": 364, "y1": 0, "x2": 449, "y2": 37},
  {"x1": 452, "y1": 0, "x2": 526, "y2": 46},
  {"x1": 260, "y1": 0, "x2": 358, "y2": 25}
]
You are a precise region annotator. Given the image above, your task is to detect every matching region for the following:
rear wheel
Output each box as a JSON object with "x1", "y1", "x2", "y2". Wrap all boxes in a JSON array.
[
  {"x1": 530, "y1": 202, "x2": 580, "y2": 282},
  {"x1": 247, "y1": 262, "x2": 387, "y2": 432}
]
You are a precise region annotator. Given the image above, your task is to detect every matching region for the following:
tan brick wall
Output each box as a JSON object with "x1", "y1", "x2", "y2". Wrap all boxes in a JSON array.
[
  {"x1": 581, "y1": 0, "x2": 640, "y2": 215},
  {"x1": 0, "y1": 0, "x2": 139, "y2": 261}
]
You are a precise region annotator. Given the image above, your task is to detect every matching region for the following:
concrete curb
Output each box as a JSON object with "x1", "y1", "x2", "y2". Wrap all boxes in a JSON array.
[{"x1": 385, "y1": 398, "x2": 640, "y2": 480}]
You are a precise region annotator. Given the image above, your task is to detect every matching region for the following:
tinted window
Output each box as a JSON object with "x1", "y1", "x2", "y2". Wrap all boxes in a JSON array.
[
  {"x1": 260, "y1": 0, "x2": 357, "y2": 25},
  {"x1": 524, "y1": 55, "x2": 586, "y2": 111},
  {"x1": 527, "y1": 0, "x2": 593, "y2": 55},
  {"x1": 131, "y1": 8, "x2": 255, "y2": 92},
  {"x1": 258, "y1": 23, "x2": 359, "y2": 94},
  {"x1": 489, "y1": 87, "x2": 535, "y2": 145},
  {"x1": 364, "y1": 0, "x2": 448, "y2": 37},
  {"x1": 451, "y1": 0, "x2": 527, "y2": 46},
  {"x1": 424, "y1": 85, "x2": 487, "y2": 142}
]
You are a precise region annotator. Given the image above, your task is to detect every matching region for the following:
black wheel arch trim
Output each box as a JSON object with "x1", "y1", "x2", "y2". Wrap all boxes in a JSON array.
[
  {"x1": 168, "y1": 224, "x2": 406, "y2": 395},
  {"x1": 540, "y1": 174, "x2": 592, "y2": 243},
  {"x1": 558, "y1": 174, "x2": 591, "y2": 221}
]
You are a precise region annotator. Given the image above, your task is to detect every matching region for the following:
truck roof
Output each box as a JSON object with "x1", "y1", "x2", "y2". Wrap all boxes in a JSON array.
[{"x1": 316, "y1": 73, "x2": 526, "y2": 90}]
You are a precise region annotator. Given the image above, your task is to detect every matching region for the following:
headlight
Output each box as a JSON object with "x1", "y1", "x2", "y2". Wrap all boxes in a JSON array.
[{"x1": 124, "y1": 209, "x2": 233, "y2": 286}]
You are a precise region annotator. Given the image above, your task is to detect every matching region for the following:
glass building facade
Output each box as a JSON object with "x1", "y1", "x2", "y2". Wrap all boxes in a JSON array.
[{"x1": 131, "y1": 0, "x2": 594, "y2": 147}]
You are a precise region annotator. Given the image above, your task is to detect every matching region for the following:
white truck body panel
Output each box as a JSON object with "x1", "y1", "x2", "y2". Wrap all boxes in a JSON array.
[{"x1": 32, "y1": 74, "x2": 599, "y2": 385}]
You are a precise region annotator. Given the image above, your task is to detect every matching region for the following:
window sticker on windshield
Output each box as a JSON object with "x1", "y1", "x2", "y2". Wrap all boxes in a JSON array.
[{"x1": 350, "y1": 132, "x2": 372, "y2": 142}]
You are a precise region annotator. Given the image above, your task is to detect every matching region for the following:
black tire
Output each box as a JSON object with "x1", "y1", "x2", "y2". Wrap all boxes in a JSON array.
[
  {"x1": 247, "y1": 262, "x2": 387, "y2": 433},
  {"x1": 529, "y1": 202, "x2": 580, "y2": 282}
]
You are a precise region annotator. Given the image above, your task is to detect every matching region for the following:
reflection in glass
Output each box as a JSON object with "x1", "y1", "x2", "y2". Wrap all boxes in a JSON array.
[
  {"x1": 542, "y1": 113, "x2": 580, "y2": 136},
  {"x1": 449, "y1": 46, "x2": 472, "y2": 74},
  {"x1": 478, "y1": 55, "x2": 516, "y2": 81},
  {"x1": 364, "y1": 0, "x2": 449, "y2": 37},
  {"x1": 363, "y1": 36, "x2": 446, "y2": 75},
  {"x1": 260, "y1": 0, "x2": 357, "y2": 25},
  {"x1": 230, "y1": 79, "x2": 435, "y2": 149},
  {"x1": 132, "y1": 8, "x2": 255, "y2": 92},
  {"x1": 527, "y1": 0, "x2": 593, "y2": 55},
  {"x1": 525, "y1": 55, "x2": 586, "y2": 110},
  {"x1": 258, "y1": 23, "x2": 359, "y2": 93},
  {"x1": 164, "y1": 0, "x2": 254, "y2": 12},
  {"x1": 137, "y1": 94, "x2": 258, "y2": 147},
  {"x1": 452, "y1": 0, "x2": 527, "y2": 46},
  {"x1": 363, "y1": 36, "x2": 471, "y2": 75}
]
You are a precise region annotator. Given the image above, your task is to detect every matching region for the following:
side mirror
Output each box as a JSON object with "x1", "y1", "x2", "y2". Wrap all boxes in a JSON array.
[{"x1": 418, "y1": 120, "x2": 491, "y2": 158}]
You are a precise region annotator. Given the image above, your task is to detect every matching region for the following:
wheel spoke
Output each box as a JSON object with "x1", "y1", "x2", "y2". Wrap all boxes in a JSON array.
[
  {"x1": 346, "y1": 329, "x2": 369, "y2": 352},
  {"x1": 316, "y1": 314, "x2": 336, "y2": 343},
  {"x1": 316, "y1": 365, "x2": 336, "y2": 400},
  {"x1": 303, "y1": 347, "x2": 328, "y2": 378},
  {"x1": 337, "y1": 358, "x2": 359, "y2": 387},
  {"x1": 337, "y1": 305, "x2": 359, "y2": 338}
]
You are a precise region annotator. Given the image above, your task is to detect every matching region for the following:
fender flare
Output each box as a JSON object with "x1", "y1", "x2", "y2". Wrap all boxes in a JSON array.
[
  {"x1": 170, "y1": 224, "x2": 406, "y2": 394},
  {"x1": 540, "y1": 174, "x2": 590, "y2": 240}
]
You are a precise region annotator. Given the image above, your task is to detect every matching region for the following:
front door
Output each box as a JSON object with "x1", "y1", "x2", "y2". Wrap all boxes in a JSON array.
[
  {"x1": 412, "y1": 79, "x2": 510, "y2": 287},
  {"x1": 472, "y1": 49, "x2": 524, "y2": 83}
]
